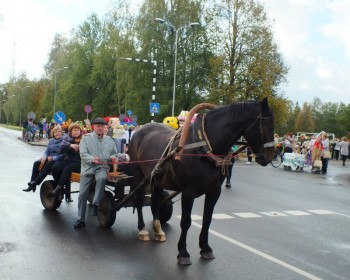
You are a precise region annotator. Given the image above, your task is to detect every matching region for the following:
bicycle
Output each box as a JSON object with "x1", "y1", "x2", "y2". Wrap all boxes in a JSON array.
[{"x1": 270, "y1": 147, "x2": 283, "y2": 168}]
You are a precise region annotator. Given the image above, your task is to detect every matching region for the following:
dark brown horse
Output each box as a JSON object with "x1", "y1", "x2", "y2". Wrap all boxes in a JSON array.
[{"x1": 128, "y1": 98, "x2": 275, "y2": 265}]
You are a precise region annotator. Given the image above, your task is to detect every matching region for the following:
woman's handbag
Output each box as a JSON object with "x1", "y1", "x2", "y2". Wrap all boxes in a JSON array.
[
  {"x1": 323, "y1": 151, "x2": 331, "y2": 159},
  {"x1": 313, "y1": 159, "x2": 322, "y2": 168},
  {"x1": 38, "y1": 157, "x2": 47, "y2": 171}
]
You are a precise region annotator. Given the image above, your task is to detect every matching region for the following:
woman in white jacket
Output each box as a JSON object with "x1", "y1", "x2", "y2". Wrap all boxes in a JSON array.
[{"x1": 339, "y1": 137, "x2": 349, "y2": 166}]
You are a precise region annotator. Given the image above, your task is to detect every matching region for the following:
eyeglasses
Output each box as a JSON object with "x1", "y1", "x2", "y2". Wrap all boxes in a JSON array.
[{"x1": 54, "y1": 131, "x2": 62, "y2": 133}]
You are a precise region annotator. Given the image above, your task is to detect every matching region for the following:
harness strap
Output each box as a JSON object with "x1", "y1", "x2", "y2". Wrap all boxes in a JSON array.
[
  {"x1": 201, "y1": 114, "x2": 214, "y2": 153},
  {"x1": 150, "y1": 130, "x2": 182, "y2": 191},
  {"x1": 182, "y1": 141, "x2": 207, "y2": 150}
]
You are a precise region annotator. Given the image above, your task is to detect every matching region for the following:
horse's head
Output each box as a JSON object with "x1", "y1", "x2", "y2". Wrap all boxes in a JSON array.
[{"x1": 243, "y1": 97, "x2": 275, "y2": 166}]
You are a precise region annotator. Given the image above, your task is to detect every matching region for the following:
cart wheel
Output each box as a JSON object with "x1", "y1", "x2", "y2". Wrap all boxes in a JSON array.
[
  {"x1": 97, "y1": 191, "x2": 116, "y2": 228},
  {"x1": 154, "y1": 190, "x2": 173, "y2": 224},
  {"x1": 40, "y1": 180, "x2": 61, "y2": 210}
]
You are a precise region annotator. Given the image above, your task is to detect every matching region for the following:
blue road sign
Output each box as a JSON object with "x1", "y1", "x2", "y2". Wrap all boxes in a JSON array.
[
  {"x1": 54, "y1": 111, "x2": 66, "y2": 123},
  {"x1": 150, "y1": 103, "x2": 160, "y2": 114}
]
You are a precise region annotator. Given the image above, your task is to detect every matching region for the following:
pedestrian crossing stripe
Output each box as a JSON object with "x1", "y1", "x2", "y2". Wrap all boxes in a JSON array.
[
  {"x1": 212, "y1": 214, "x2": 235, "y2": 219},
  {"x1": 260, "y1": 211, "x2": 287, "y2": 217},
  {"x1": 233, "y1": 212, "x2": 262, "y2": 218},
  {"x1": 175, "y1": 210, "x2": 337, "y2": 220},
  {"x1": 283, "y1": 210, "x2": 311, "y2": 216}
]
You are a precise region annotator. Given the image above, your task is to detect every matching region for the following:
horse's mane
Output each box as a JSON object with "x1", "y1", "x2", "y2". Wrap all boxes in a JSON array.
[{"x1": 208, "y1": 100, "x2": 261, "y2": 120}]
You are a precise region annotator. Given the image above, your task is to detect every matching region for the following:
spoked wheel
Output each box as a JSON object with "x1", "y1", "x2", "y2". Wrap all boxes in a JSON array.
[
  {"x1": 40, "y1": 180, "x2": 61, "y2": 210},
  {"x1": 97, "y1": 191, "x2": 116, "y2": 228},
  {"x1": 152, "y1": 190, "x2": 173, "y2": 224},
  {"x1": 271, "y1": 153, "x2": 283, "y2": 168}
]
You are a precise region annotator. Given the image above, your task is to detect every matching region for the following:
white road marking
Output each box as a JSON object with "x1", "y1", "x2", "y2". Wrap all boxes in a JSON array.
[
  {"x1": 190, "y1": 221, "x2": 323, "y2": 280},
  {"x1": 260, "y1": 211, "x2": 288, "y2": 217},
  {"x1": 212, "y1": 213, "x2": 234, "y2": 219},
  {"x1": 175, "y1": 209, "x2": 340, "y2": 221},
  {"x1": 232, "y1": 212, "x2": 262, "y2": 218},
  {"x1": 176, "y1": 215, "x2": 203, "y2": 221},
  {"x1": 334, "y1": 212, "x2": 350, "y2": 218},
  {"x1": 283, "y1": 210, "x2": 312, "y2": 216},
  {"x1": 307, "y1": 210, "x2": 335, "y2": 215}
]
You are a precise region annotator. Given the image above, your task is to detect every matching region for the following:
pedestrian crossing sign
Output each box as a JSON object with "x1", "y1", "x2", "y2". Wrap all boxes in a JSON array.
[{"x1": 150, "y1": 103, "x2": 160, "y2": 114}]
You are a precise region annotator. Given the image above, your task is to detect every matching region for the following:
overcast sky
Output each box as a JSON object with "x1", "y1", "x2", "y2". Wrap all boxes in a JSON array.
[{"x1": 1, "y1": 0, "x2": 349, "y2": 105}]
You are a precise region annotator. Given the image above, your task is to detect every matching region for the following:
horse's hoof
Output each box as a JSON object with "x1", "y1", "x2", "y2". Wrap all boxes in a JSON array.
[
  {"x1": 154, "y1": 234, "x2": 166, "y2": 242},
  {"x1": 177, "y1": 257, "x2": 192, "y2": 265},
  {"x1": 138, "y1": 229, "x2": 150, "y2": 241},
  {"x1": 201, "y1": 251, "x2": 215, "y2": 260}
]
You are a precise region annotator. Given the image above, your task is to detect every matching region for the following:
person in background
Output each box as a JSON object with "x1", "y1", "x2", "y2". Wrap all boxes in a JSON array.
[
  {"x1": 339, "y1": 137, "x2": 349, "y2": 166},
  {"x1": 283, "y1": 133, "x2": 294, "y2": 154},
  {"x1": 38, "y1": 120, "x2": 44, "y2": 139},
  {"x1": 333, "y1": 138, "x2": 340, "y2": 160},
  {"x1": 106, "y1": 119, "x2": 114, "y2": 137},
  {"x1": 226, "y1": 146, "x2": 237, "y2": 188},
  {"x1": 311, "y1": 134, "x2": 323, "y2": 173},
  {"x1": 73, "y1": 118, "x2": 120, "y2": 229},
  {"x1": 111, "y1": 119, "x2": 126, "y2": 153},
  {"x1": 321, "y1": 132, "x2": 330, "y2": 174},
  {"x1": 246, "y1": 146, "x2": 253, "y2": 164},
  {"x1": 51, "y1": 123, "x2": 82, "y2": 202},
  {"x1": 22, "y1": 126, "x2": 64, "y2": 192},
  {"x1": 47, "y1": 122, "x2": 55, "y2": 139}
]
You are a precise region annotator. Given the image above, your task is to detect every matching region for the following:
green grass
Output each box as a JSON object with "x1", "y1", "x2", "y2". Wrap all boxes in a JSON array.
[{"x1": 0, "y1": 124, "x2": 22, "y2": 131}]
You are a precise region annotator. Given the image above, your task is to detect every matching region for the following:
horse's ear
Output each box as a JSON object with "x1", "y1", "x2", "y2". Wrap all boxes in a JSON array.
[{"x1": 261, "y1": 97, "x2": 269, "y2": 113}]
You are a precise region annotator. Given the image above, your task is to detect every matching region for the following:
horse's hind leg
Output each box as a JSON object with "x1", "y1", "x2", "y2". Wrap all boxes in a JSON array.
[
  {"x1": 151, "y1": 188, "x2": 166, "y2": 242},
  {"x1": 177, "y1": 195, "x2": 194, "y2": 265},
  {"x1": 199, "y1": 191, "x2": 221, "y2": 260}
]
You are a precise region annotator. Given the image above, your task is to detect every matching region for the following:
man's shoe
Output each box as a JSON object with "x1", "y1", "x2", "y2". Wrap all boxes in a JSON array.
[
  {"x1": 73, "y1": 220, "x2": 85, "y2": 229},
  {"x1": 225, "y1": 182, "x2": 231, "y2": 188},
  {"x1": 91, "y1": 205, "x2": 98, "y2": 216}
]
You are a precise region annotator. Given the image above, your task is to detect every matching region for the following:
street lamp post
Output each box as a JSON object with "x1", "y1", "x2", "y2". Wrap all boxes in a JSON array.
[
  {"x1": 155, "y1": 18, "x2": 200, "y2": 116},
  {"x1": 14, "y1": 85, "x2": 30, "y2": 126},
  {"x1": 53, "y1": 66, "x2": 69, "y2": 117}
]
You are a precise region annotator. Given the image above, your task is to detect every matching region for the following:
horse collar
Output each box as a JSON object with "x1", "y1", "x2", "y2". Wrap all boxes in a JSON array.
[{"x1": 194, "y1": 114, "x2": 232, "y2": 171}]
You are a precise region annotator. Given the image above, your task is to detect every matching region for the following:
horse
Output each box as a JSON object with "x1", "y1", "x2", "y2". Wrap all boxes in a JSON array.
[{"x1": 127, "y1": 97, "x2": 275, "y2": 265}]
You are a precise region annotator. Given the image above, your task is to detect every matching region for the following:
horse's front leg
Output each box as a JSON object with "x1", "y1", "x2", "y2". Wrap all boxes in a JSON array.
[
  {"x1": 151, "y1": 188, "x2": 166, "y2": 242},
  {"x1": 135, "y1": 183, "x2": 149, "y2": 241},
  {"x1": 199, "y1": 189, "x2": 221, "y2": 260},
  {"x1": 177, "y1": 195, "x2": 194, "y2": 265}
]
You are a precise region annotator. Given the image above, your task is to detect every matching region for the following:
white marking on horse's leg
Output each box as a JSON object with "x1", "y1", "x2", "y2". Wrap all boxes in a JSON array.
[
  {"x1": 138, "y1": 228, "x2": 150, "y2": 241},
  {"x1": 153, "y1": 219, "x2": 166, "y2": 242}
]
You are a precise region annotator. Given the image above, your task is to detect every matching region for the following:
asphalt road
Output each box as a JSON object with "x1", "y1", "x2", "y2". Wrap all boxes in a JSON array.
[{"x1": 0, "y1": 126, "x2": 349, "y2": 280}]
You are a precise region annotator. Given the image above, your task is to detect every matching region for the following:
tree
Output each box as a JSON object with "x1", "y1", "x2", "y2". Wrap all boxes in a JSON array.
[{"x1": 295, "y1": 102, "x2": 314, "y2": 133}]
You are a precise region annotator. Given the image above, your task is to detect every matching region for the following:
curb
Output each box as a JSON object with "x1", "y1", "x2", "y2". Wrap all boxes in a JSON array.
[{"x1": 18, "y1": 137, "x2": 48, "y2": 147}]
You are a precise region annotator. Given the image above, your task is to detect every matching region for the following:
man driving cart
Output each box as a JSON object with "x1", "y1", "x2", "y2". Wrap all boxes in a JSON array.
[{"x1": 74, "y1": 117, "x2": 127, "y2": 229}]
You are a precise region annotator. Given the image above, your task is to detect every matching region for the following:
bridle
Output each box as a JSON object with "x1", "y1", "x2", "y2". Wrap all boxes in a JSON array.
[{"x1": 244, "y1": 113, "x2": 274, "y2": 161}]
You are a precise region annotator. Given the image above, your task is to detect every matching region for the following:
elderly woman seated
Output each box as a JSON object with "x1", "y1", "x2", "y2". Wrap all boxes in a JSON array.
[{"x1": 23, "y1": 126, "x2": 64, "y2": 192}]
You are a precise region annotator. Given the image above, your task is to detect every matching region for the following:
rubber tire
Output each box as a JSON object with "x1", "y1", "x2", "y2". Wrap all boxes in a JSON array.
[
  {"x1": 153, "y1": 190, "x2": 173, "y2": 224},
  {"x1": 97, "y1": 191, "x2": 116, "y2": 228},
  {"x1": 271, "y1": 154, "x2": 282, "y2": 168},
  {"x1": 40, "y1": 180, "x2": 61, "y2": 210}
]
